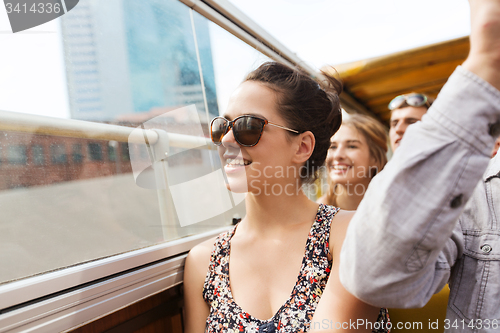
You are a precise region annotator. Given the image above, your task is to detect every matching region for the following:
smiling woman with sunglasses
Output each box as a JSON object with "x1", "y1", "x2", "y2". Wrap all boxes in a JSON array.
[{"x1": 184, "y1": 62, "x2": 390, "y2": 333}]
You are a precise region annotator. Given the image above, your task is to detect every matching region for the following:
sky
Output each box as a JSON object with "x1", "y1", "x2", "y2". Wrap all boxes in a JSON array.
[
  {"x1": 0, "y1": 12, "x2": 68, "y2": 118},
  {"x1": 229, "y1": 0, "x2": 470, "y2": 68},
  {"x1": 0, "y1": 0, "x2": 471, "y2": 119}
]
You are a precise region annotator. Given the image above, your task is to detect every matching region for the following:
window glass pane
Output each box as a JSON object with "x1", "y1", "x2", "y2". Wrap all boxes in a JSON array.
[
  {"x1": 0, "y1": 0, "x2": 269, "y2": 285},
  {"x1": 121, "y1": 142, "x2": 130, "y2": 162}
]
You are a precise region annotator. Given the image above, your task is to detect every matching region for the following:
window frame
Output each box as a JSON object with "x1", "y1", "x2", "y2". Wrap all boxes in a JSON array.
[
  {"x1": 0, "y1": 227, "x2": 229, "y2": 332},
  {"x1": 0, "y1": 0, "x2": 323, "y2": 330},
  {"x1": 32, "y1": 144, "x2": 46, "y2": 165}
]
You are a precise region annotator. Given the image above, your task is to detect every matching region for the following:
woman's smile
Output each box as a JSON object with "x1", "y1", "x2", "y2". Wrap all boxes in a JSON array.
[
  {"x1": 331, "y1": 162, "x2": 352, "y2": 174},
  {"x1": 224, "y1": 155, "x2": 252, "y2": 174}
]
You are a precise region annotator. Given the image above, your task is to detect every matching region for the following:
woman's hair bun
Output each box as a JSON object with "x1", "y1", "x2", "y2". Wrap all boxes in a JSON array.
[{"x1": 245, "y1": 62, "x2": 343, "y2": 183}]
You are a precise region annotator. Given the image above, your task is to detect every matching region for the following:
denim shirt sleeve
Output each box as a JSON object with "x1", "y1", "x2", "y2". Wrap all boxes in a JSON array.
[{"x1": 339, "y1": 66, "x2": 500, "y2": 308}]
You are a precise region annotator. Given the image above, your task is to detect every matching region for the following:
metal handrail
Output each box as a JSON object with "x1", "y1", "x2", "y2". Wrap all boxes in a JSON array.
[
  {"x1": 0, "y1": 0, "x2": 369, "y2": 148},
  {"x1": 0, "y1": 109, "x2": 213, "y2": 149}
]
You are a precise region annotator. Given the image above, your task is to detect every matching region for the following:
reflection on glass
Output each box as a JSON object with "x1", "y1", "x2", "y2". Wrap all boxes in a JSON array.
[
  {"x1": 7, "y1": 145, "x2": 27, "y2": 165},
  {"x1": 121, "y1": 142, "x2": 131, "y2": 161},
  {"x1": 32, "y1": 145, "x2": 45, "y2": 165},
  {"x1": 72, "y1": 144, "x2": 83, "y2": 164},
  {"x1": 0, "y1": 0, "x2": 274, "y2": 285},
  {"x1": 50, "y1": 143, "x2": 67, "y2": 164},
  {"x1": 88, "y1": 143, "x2": 103, "y2": 161},
  {"x1": 108, "y1": 143, "x2": 117, "y2": 162},
  {"x1": 61, "y1": 0, "x2": 219, "y2": 122}
]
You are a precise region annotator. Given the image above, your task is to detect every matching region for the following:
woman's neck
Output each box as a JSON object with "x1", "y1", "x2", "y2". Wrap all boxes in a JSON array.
[
  {"x1": 333, "y1": 181, "x2": 370, "y2": 210},
  {"x1": 241, "y1": 186, "x2": 319, "y2": 235}
]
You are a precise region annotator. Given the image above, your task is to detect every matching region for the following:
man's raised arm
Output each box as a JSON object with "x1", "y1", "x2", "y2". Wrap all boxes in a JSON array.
[{"x1": 339, "y1": 0, "x2": 500, "y2": 308}]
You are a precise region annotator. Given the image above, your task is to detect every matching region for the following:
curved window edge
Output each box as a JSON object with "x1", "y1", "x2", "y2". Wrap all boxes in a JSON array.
[{"x1": 0, "y1": 226, "x2": 229, "y2": 331}]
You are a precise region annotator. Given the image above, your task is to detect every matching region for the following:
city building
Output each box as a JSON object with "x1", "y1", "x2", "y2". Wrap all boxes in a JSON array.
[{"x1": 60, "y1": 0, "x2": 218, "y2": 122}]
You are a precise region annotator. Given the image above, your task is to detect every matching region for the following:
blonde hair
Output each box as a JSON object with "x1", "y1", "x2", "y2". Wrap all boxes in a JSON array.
[{"x1": 324, "y1": 114, "x2": 388, "y2": 206}]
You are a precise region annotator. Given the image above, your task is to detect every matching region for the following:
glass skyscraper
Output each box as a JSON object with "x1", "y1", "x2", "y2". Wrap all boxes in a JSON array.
[{"x1": 61, "y1": 0, "x2": 218, "y2": 121}]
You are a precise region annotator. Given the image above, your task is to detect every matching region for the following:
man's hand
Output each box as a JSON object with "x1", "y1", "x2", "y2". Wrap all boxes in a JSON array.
[{"x1": 463, "y1": 0, "x2": 500, "y2": 90}]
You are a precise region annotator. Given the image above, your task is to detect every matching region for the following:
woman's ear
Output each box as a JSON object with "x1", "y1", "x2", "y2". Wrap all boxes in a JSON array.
[{"x1": 292, "y1": 131, "x2": 315, "y2": 164}]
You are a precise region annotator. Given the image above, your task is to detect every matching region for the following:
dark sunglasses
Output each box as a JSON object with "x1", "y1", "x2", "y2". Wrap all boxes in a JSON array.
[
  {"x1": 388, "y1": 93, "x2": 430, "y2": 111},
  {"x1": 210, "y1": 115, "x2": 299, "y2": 147}
]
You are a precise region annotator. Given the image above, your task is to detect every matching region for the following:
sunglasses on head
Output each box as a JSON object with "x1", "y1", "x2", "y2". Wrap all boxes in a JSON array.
[
  {"x1": 210, "y1": 115, "x2": 299, "y2": 147},
  {"x1": 388, "y1": 93, "x2": 430, "y2": 111}
]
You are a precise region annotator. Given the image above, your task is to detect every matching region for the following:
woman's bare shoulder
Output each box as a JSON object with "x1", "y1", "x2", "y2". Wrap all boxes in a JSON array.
[
  {"x1": 184, "y1": 237, "x2": 217, "y2": 299},
  {"x1": 184, "y1": 237, "x2": 216, "y2": 332},
  {"x1": 186, "y1": 237, "x2": 216, "y2": 271},
  {"x1": 329, "y1": 209, "x2": 356, "y2": 253},
  {"x1": 331, "y1": 209, "x2": 355, "y2": 230}
]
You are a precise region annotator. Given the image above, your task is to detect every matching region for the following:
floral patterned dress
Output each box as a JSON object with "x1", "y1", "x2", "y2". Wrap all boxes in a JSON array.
[{"x1": 202, "y1": 204, "x2": 390, "y2": 332}]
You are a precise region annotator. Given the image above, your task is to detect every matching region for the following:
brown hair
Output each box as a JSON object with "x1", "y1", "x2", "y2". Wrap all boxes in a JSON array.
[
  {"x1": 324, "y1": 113, "x2": 388, "y2": 205},
  {"x1": 245, "y1": 62, "x2": 343, "y2": 183}
]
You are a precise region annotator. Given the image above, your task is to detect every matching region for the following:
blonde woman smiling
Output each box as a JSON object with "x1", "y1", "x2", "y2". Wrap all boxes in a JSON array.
[{"x1": 318, "y1": 114, "x2": 388, "y2": 210}]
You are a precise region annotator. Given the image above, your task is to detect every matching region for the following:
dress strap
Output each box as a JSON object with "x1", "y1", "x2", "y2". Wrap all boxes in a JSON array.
[
  {"x1": 202, "y1": 225, "x2": 236, "y2": 303},
  {"x1": 306, "y1": 204, "x2": 340, "y2": 259}
]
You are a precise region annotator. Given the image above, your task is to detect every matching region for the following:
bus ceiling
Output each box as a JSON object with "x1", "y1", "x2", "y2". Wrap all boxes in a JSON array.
[{"x1": 324, "y1": 36, "x2": 470, "y2": 126}]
